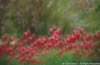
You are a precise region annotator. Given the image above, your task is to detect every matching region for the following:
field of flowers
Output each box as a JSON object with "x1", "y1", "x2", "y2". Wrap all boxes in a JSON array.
[{"x1": 0, "y1": 26, "x2": 100, "y2": 65}]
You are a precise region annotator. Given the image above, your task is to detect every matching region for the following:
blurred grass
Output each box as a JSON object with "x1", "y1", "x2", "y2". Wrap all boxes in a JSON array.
[{"x1": 2, "y1": 49, "x2": 92, "y2": 65}]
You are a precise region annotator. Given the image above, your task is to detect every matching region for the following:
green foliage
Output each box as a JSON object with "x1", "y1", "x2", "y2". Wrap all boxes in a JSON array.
[
  {"x1": 0, "y1": 49, "x2": 92, "y2": 65},
  {"x1": 1, "y1": 0, "x2": 71, "y2": 36}
]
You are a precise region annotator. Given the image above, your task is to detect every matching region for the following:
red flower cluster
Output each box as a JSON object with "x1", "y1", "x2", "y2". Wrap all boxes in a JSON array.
[{"x1": 0, "y1": 26, "x2": 100, "y2": 64}]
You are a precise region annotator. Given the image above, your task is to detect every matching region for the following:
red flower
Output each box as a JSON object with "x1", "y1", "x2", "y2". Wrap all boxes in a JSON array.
[
  {"x1": 2, "y1": 34, "x2": 9, "y2": 41},
  {"x1": 57, "y1": 49, "x2": 63, "y2": 55}
]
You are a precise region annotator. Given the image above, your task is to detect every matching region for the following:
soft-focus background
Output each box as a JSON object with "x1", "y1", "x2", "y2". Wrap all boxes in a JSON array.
[
  {"x1": 0, "y1": 0, "x2": 100, "y2": 65},
  {"x1": 1, "y1": 0, "x2": 100, "y2": 36}
]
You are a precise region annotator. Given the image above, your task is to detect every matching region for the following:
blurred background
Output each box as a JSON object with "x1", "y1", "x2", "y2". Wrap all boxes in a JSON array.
[{"x1": 0, "y1": 0, "x2": 100, "y2": 36}]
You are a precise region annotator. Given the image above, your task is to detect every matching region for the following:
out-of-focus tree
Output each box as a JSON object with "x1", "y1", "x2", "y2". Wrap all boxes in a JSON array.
[
  {"x1": 2, "y1": 0, "x2": 71, "y2": 36},
  {"x1": 3, "y1": 0, "x2": 100, "y2": 36},
  {"x1": 3, "y1": 0, "x2": 50, "y2": 35},
  {"x1": 0, "y1": 0, "x2": 9, "y2": 36}
]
